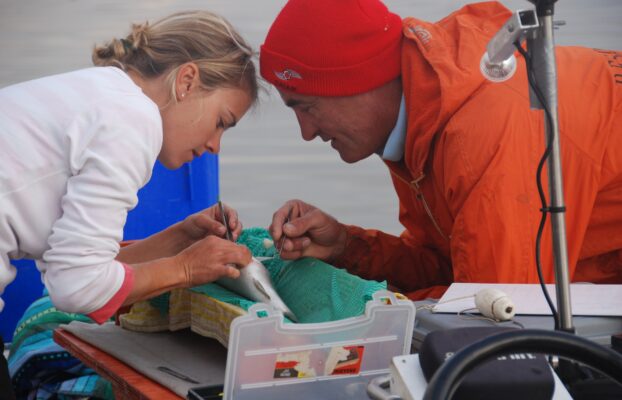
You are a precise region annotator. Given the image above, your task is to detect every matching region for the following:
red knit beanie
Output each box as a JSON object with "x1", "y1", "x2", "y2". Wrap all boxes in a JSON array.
[{"x1": 260, "y1": 0, "x2": 403, "y2": 97}]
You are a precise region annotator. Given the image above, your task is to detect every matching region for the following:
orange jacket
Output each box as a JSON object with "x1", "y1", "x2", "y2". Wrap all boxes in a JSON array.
[{"x1": 334, "y1": 2, "x2": 622, "y2": 300}]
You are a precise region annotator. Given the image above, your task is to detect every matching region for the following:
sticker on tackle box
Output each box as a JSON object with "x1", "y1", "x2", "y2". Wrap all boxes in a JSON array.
[
  {"x1": 273, "y1": 350, "x2": 316, "y2": 379},
  {"x1": 324, "y1": 345, "x2": 365, "y2": 376}
]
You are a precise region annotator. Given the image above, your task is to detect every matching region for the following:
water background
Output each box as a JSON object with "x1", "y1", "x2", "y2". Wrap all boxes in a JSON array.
[{"x1": 1, "y1": 0, "x2": 620, "y2": 234}]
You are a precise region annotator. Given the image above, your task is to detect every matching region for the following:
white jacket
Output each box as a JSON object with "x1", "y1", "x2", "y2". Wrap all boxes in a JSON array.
[{"x1": 0, "y1": 67, "x2": 162, "y2": 316}]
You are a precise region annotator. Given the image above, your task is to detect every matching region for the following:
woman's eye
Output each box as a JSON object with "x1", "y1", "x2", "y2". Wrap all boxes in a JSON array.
[{"x1": 217, "y1": 118, "x2": 225, "y2": 129}]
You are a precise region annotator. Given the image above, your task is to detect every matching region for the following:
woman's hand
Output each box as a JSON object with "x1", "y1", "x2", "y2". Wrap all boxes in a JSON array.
[
  {"x1": 174, "y1": 235, "x2": 251, "y2": 287},
  {"x1": 123, "y1": 235, "x2": 252, "y2": 306},
  {"x1": 117, "y1": 202, "x2": 242, "y2": 265},
  {"x1": 180, "y1": 202, "x2": 243, "y2": 242},
  {"x1": 268, "y1": 199, "x2": 347, "y2": 262}
]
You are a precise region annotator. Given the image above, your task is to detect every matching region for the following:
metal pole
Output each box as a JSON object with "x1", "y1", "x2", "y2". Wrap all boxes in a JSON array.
[{"x1": 527, "y1": 0, "x2": 574, "y2": 332}]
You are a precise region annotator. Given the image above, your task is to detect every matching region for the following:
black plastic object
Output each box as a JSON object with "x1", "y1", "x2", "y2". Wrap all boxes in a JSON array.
[
  {"x1": 612, "y1": 332, "x2": 622, "y2": 354},
  {"x1": 419, "y1": 327, "x2": 554, "y2": 400},
  {"x1": 423, "y1": 329, "x2": 622, "y2": 400}
]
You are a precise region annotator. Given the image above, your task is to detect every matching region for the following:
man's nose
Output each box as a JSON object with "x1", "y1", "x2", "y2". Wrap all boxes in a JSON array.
[{"x1": 295, "y1": 112, "x2": 318, "y2": 142}]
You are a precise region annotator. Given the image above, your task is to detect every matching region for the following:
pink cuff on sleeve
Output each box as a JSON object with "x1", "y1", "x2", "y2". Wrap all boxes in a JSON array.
[{"x1": 87, "y1": 263, "x2": 135, "y2": 324}]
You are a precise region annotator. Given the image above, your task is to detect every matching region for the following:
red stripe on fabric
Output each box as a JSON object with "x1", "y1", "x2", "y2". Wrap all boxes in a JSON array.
[{"x1": 87, "y1": 263, "x2": 135, "y2": 324}]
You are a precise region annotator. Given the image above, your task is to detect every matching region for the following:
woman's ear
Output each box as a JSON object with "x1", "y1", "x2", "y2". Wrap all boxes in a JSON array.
[{"x1": 175, "y1": 62, "x2": 200, "y2": 101}]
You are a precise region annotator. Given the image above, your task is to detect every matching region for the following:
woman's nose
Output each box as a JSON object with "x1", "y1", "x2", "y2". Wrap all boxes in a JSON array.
[{"x1": 205, "y1": 136, "x2": 221, "y2": 154}]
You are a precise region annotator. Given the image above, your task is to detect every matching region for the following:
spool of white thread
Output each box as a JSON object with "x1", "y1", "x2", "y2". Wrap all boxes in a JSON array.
[{"x1": 474, "y1": 288, "x2": 516, "y2": 321}]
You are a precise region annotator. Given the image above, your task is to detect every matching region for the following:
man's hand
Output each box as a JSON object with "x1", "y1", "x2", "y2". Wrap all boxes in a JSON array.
[
  {"x1": 180, "y1": 202, "x2": 243, "y2": 242},
  {"x1": 269, "y1": 199, "x2": 347, "y2": 261},
  {"x1": 174, "y1": 236, "x2": 251, "y2": 287}
]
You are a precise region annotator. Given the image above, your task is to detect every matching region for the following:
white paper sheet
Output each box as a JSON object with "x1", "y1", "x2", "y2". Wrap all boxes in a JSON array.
[{"x1": 433, "y1": 283, "x2": 622, "y2": 316}]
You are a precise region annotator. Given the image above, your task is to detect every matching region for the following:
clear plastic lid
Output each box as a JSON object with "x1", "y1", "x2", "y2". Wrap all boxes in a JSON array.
[{"x1": 223, "y1": 290, "x2": 415, "y2": 400}]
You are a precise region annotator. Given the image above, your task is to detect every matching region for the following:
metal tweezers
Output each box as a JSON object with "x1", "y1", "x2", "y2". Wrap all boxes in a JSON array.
[
  {"x1": 254, "y1": 209, "x2": 292, "y2": 263},
  {"x1": 276, "y1": 208, "x2": 292, "y2": 257},
  {"x1": 218, "y1": 200, "x2": 233, "y2": 241}
]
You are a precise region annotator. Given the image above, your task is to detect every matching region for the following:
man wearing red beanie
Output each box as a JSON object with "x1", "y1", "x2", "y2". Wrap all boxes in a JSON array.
[{"x1": 263, "y1": 0, "x2": 622, "y2": 300}]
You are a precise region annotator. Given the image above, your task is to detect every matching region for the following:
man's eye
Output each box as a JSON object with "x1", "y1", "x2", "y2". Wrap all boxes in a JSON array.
[{"x1": 217, "y1": 118, "x2": 225, "y2": 129}]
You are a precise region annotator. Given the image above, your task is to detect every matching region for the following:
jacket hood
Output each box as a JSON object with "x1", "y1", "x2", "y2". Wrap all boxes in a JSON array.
[{"x1": 401, "y1": 1, "x2": 512, "y2": 178}]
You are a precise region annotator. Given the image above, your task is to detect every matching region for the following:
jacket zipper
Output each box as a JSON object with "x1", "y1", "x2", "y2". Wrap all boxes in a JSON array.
[{"x1": 390, "y1": 170, "x2": 450, "y2": 241}]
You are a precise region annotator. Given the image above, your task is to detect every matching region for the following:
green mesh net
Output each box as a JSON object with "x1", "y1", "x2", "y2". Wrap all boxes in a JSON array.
[{"x1": 150, "y1": 227, "x2": 386, "y2": 323}]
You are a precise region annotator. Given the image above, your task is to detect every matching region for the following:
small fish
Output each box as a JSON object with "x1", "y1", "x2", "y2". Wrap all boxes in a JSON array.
[{"x1": 216, "y1": 257, "x2": 298, "y2": 322}]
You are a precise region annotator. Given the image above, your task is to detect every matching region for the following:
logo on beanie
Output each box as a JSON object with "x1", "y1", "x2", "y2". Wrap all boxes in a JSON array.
[
  {"x1": 274, "y1": 69, "x2": 302, "y2": 81},
  {"x1": 410, "y1": 26, "x2": 432, "y2": 48}
]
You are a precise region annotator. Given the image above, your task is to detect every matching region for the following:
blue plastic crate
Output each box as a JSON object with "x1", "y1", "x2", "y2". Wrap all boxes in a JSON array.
[
  {"x1": 1, "y1": 260, "x2": 43, "y2": 341},
  {"x1": 0, "y1": 154, "x2": 219, "y2": 340},
  {"x1": 124, "y1": 153, "x2": 220, "y2": 240}
]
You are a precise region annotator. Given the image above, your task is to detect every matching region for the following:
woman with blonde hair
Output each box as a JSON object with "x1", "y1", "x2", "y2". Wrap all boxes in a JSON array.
[{"x1": 0, "y1": 11, "x2": 257, "y2": 397}]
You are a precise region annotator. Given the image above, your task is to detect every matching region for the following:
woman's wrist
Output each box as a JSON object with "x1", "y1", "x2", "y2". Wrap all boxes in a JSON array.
[
  {"x1": 168, "y1": 220, "x2": 198, "y2": 253},
  {"x1": 122, "y1": 256, "x2": 187, "y2": 305},
  {"x1": 117, "y1": 223, "x2": 195, "y2": 264}
]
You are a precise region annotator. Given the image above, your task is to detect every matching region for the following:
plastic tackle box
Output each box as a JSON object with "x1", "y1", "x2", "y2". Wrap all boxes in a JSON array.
[{"x1": 223, "y1": 290, "x2": 416, "y2": 400}]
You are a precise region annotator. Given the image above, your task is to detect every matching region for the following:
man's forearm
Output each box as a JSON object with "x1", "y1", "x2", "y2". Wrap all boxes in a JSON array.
[{"x1": 332, "y1": 225, "x2": 452, "y2": 291}]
